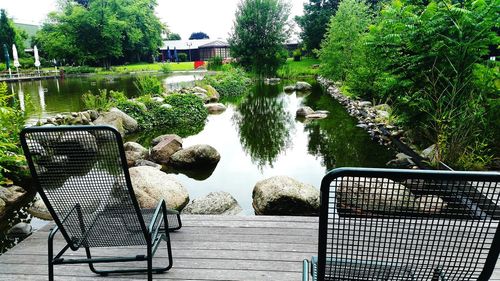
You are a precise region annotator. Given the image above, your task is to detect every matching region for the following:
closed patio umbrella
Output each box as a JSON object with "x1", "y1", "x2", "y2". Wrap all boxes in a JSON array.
[
  {"x1": 174, "y1": 47, "x2": 178, "y2": 63},
  {"x1": 167, "y1": 46, "x2": 172, "y2": 62},
  {"x1": 34, "y1": 45, "x2": 41, "y2": 75},
  {"x1": 3, "y1": 44, "x2": 11, "y2": 77},
  {"x1": 12, "y1": 44, "x2": 20, "y2": 77}
]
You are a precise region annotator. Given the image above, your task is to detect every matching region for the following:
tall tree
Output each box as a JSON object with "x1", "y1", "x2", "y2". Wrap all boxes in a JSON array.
[
  {"x1": 229, "y1": 0, "x2": 291, "y2": 77},
  {"x1": 189, "y1": 32, "x2": 209, "y2": 40},
  {"x1": 167, "y1": 33, "x2": 181, "y2": 40},
  {"x1": 35, "y1": 0, "x2": 163, "y2": 66},
  {"x1": 295, "y1": 0, "x2": 339, "y2": 53},
  {"x1": 0, "y1": 9, "x2": 27, "y2": 61}
]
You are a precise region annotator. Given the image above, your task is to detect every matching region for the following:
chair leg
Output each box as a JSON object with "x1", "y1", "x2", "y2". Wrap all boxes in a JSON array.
[
  {"x1": 147, "y1": 244, "x2": 153, "y2": 281},
  {"x1": 85, "y1": 247, "x2": 107, "y2": 276},
  {"x1": 48, "y1": 231, "x2": 54, "y2": 281}
]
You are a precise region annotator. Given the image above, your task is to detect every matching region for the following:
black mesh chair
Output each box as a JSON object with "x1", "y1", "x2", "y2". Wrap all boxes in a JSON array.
[
  {"x1": 20, "y1": 125, "x2": 182, "y2": 281},
  {"x1": 303, "y1": 168, "x2": 500, "y2": 281}
]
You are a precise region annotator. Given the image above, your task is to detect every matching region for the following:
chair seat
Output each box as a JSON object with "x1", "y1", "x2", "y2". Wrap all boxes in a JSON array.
[
  {"x1": 311, "y1": 256, "x2": 415, "y2": 281},
  {"x1": 77, "y1": 207, "x2": 180, "y2": 248}
]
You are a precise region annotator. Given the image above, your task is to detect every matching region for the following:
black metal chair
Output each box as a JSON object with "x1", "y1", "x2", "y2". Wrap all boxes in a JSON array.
[
  {"x1": 303, "y1": 167, "x2": 500, "y2": 281},
  {"x1": 20, "y1": 125, "x2": 182, "y2": 281}
]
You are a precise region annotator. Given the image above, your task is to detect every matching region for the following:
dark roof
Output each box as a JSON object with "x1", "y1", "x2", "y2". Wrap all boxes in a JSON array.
[{"x1": 198, "y1": 40, "x2": 229, "y2": 48}]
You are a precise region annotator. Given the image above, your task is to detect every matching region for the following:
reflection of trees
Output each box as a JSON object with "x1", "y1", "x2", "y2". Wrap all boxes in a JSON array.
[
  {"x1": 233, "y1": 85, "x2": 294, "y2": 168},
  {"x1": 303, "y1": 93, "x2": 393, "y2": 169}
]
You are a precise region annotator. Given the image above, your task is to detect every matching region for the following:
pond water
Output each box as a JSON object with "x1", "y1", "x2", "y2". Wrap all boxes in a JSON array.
[{"x1": 1, "y1": 73, "x2": 394, "y2": 253}]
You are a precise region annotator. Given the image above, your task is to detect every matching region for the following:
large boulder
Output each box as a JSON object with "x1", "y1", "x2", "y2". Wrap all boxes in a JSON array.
[
  {"x1": 337, "y1": 177, "x2": 416, "y2": 213},
  {"x1": 204, "y1": 103, "x2": 227, "y2": 114},
  {"x1": 129, "y1": 166, "x2": 189, "y2": 210},
  {"x1": 284, "y1": 85, "x2": 295, "y2": 93},
  {"x1": 295, "y1": 81, "x2": 312, "y2": 91},
  {"x1": 252, "y1": 176, "x2": 320, "y2": 216},
  {"x1": 182, "y1": 192, "x2": 242, "y2": 215},
  {"x1": 296, "y1": 106, "x2": 315, "y2": 117},
  {"x1": 204, "y1": 85, "x2": 220, "y2": 102},
  {"x1": 0, "y1": 186, "x2": 27, "y2": 205},
  {"x1": 169, "y1": 144, "x2": 221, "y2": 169},
  {"x1": 150, "y1": 137, "x2": 183, "y2": 164},
  {"x1": 151, "y1": 134, "x2": 182, "y2": 147},
  {"x1": 124, "y1": 142, "x2": 148, "y2": 167},
  {"x1": 0, "y1": 198, "x2": 6, "y2": 217},
  {"x1": 28, "y1": 197, "x2": 52, "y2": 220},
  {"x1": 94, "y1": 108, "x2": 138, "y2": 135}
]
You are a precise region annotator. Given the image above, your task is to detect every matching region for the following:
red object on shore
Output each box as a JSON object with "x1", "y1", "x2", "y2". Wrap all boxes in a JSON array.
[{"x1": 194, "y1": 61, "x2": 205, "y2": 69}]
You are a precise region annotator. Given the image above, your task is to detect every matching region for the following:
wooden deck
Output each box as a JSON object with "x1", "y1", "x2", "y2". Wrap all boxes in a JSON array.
[{"x1": 0, "y1": 215, "x2": 499, "y2": 281}]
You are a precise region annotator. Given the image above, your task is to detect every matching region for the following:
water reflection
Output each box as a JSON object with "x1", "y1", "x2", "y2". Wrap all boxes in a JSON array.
[
  {"x1": 233, "y1": 83, "x2": 295, "y2": 168},
  {"x1": 38, "y1": 81, "x2": 46, "y2": 111}
]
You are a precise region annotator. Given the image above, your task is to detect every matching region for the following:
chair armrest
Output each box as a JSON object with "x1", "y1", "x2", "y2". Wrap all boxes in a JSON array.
[
  {"x1": 148, "y1": 199, "x2": 168, "y2": 235},
  {"x1": 303, "y1": 259, "x2": 309, "y2": 281}
]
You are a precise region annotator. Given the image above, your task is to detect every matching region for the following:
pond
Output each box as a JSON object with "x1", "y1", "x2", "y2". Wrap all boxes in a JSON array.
[{"x1": 1, "y1": 73, "x2": 394, "y2": 253}]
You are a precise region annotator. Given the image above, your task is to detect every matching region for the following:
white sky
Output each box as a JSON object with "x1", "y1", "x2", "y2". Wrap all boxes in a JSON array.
[{"x1": 0, "y1": 0, "x2": 306, "y2": 40}]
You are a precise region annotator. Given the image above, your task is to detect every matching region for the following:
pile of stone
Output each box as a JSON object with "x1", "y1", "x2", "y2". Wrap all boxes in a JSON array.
[
  {"x1": 296, "y1": 106, "x2": 329, "y2": 120},
  {"x1": 284, "y1": 81, "x2": 313, "y2": 93},
  {"x1": 317, "y1": 76, "x2": 404, "y2": 147}
]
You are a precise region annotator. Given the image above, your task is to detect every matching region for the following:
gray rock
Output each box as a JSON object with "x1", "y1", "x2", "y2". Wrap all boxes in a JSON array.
[
  {"x1": 376, "y1": 110, "x2": 390, "y2": 119},
  {"x1": 205, "y1": 85, "x2": 220, "y2": 102},
  {"x1": 252, "y1": 176, "x2": 320, "y2": 216},
  {"x1": 182, "y1": 192, "x2": 242, "y2": 215},
  {"x1": 125, "y1": 151, "x2": 144, "y2": 167},
  {"x1": 415, "y1": 195, "x2": 446, "y2": 213},
  {"x1": 170, "y1": 144, "x2": 221, "y2": 169},
  {"x1": 135, "y1": 159, "x2": 162, "y2": 170},
  {"x1": 7, "y1": 222, "x2": 32, "y2": 236},
  {"x1": 373, "y1": 104, "x2": 391, "y2": 111},
  {"x1": 161, "y1": 104, "x2": 173, "y2": 109},
  {"x1": 283, "y1": 85, "x2": 295, "y2": 92},
  {"x1": 193, "y1": 92, "x2": 209, "y2": 103},
  {"x1": 151, "y1": 134, "x2": 183, "y2": 147},
  {"x1": 59, "y1": 131, "x2": 98, "y2": 153},
  {"x1": 129, "y1": 166, "x2": 189, "y2": 211},
  {"x1": 94, "y1": 108, "x2": 139, "y2": 135},
  {"x1": 386, "y1": 153, "x2": 415, "y2": 168},
  {"x1": 151, "y1": 97, "x2": 165, "y2": 103},
  {"x1": 306, "y1": 113, "x2": 328, "y2": 119},
  {"x1": 296, "y1": 106, "x2": 315, "y2": 117},
  {"x1": 204, "y1": 103, "x2": 227, "y2": 114},
  {"x1": 337, "y1": 177, "x2": 416, "y2": 213},
  {"x1": 359, "y1": 101, "x2": 372, "y2": 107},
  {"x1": 264, "y1": 78, "x2": 281, "y2": 84},
  {"x1": 295, "y1": 81, "x2": 312, "y2": 91},
  {"x1": 87, "y1": 110, "x2": 99, "y2": 121},
  {"x1": 421, "y1": 144, "x2": 438, "y2": 163},
  {"x1": 0, "y1": 198, "x2": 5, "y2": 217},
  {"x1": 0, "y1": 186, "x2": 27, "y2": 205},
  {"x1": 150, "y1": 137, "x2": 183, "y2": 164},
  {"x1": 193, "y1": 86, "x2": 207, "y2": 94},
  {"x1": 28, "y1": 197, "x2": 52, "y2": 220},
  {"x1": 314, "y1": 110, "x2": 330, "y2": 115},
  {"x1": 124, "y1": 142, "x2": 148, "y2": 157}
]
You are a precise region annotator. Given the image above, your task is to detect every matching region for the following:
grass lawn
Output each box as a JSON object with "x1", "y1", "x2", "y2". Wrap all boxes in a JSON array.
[
  {"x1": 41, "y1": 62, "x2": 195, "y2": 75},
  {"x1": 277, "y1": 57, "x2": 320, "y2": 78}
]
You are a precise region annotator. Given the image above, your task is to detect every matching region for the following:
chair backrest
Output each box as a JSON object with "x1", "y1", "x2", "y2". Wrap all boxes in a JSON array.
[
  {"x1": 20, "y1": 125, "x2": 147, "y2": 250},
  {"x1": 318, "y1": 168, "x2": 500, "y2": 281}
]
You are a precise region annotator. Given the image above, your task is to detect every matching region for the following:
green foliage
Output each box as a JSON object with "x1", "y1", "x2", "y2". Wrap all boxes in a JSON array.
[
  {"x1": 203, "y1": 67, "x2": 251, "y2": 98},
  {"x1": 292, "y1": 49, "x2": 302, "y2": 61},
  {"x1": 133, "y1": 75, "x2": 164, "y2": 96},
  {"x1": 166, "y1": 33, "x2": 181, "y2": 40},
  {"x1": 318, "y1": 0, "x2": 371, "y2": 82},
  {"x1": 35, "y1": 0, "x2": 164, "y2": 67},
  {"x1": 295, "y1": 0, "x2": 339, "y2": 52},
  {"x1": 277, "y1": 57, "x2": 320, "y2": 78},
  {"x1": 207, "y1": 56, "x2": 223, "y2": 71},
  {"x1": 82, "y1": 89, "x2": 116, "y2": 112},
  {"x1": 189, "y1": 32, "x2": 209, "y2": 40},
  {"x1": 320, "y1": 0, "x2": 498, "y2": 169},
  {"x1": 0, "y1": 9, "x2": 27, "y2": 62},
  {"x1": 0, "y1": 82, "x2": 26, "y2": 185},
  {"x1": 229, "y1": 0, "x2": 291, "y2": 77},
  {"x1": 160, "y1": 63, "x2": 171, "y2": 74},
  {"x1": 177, "y1": 53, "x2": 188, "y2": 62}
]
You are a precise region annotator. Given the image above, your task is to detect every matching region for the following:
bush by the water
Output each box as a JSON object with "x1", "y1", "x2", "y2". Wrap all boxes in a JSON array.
[
  {"x1": 112, "y1": 91, "x2": 208, "y2": 136},
  {"x1": 0, "y1": 82, "x2": 26, "y2": 185},
  {"x1": 203, "y1": 66, "x2": 251, "y2": 98},
  {"x1": 318, "y1": 0, "x2": 499, "y2": 170},
  {"x1": 82, "y1": 89, "x2": 116, "y2": 112},
  {"x1": 134, "y1": 75, "x2": 164, "y2": 96},
  {"x1": 207, "y1": 56, "x2": 223, "y2": 71}
]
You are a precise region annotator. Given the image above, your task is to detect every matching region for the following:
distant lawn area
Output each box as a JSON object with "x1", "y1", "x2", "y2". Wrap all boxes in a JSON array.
[
  {"x1": 277, "y1": 57, "x2": 320, "y2": 78},
  {"x1": 99, "y1": 62, "x2": 195, "y2": 74}
]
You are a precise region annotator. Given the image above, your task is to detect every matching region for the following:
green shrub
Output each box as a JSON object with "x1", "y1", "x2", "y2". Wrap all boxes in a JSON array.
[
  {"x1": 293, "y1": 49, "x2": 302, "y2": 61},
  {"x1": 18, "y1": 57, "x2": 35, "y2": 68},
  {"x1": 82, "y1": 89, "x2": 116, "y2": 112},
  {"x1": 0, "y1": 82, "x2": 26, "y2": 185},
  {"x1": 160, "y1": 63, "x2": 171, "y2": 74},
  {"x1": 207, "y1": 56, "x2": 223, "y2": 71},
  {"x1": 133, "y1": 75, "x2": 164, "y2": 96},
  {"x1": 203, "y1": 67, "x2": 251, "y2": 98},
  {"x1": 0, "y1": 63, "x2": 5, "y2": 71},
  {"x1": 164, "y1": 94, "x2": 208, "y2": 126},
  {"x1": 178, "y1": 53, "x2": 188, "y2": 62}
]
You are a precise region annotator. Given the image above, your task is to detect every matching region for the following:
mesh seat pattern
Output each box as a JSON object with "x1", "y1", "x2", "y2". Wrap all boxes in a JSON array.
[{"x1": 319, "y1": 170, "x2": 500, "y2": 281}]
